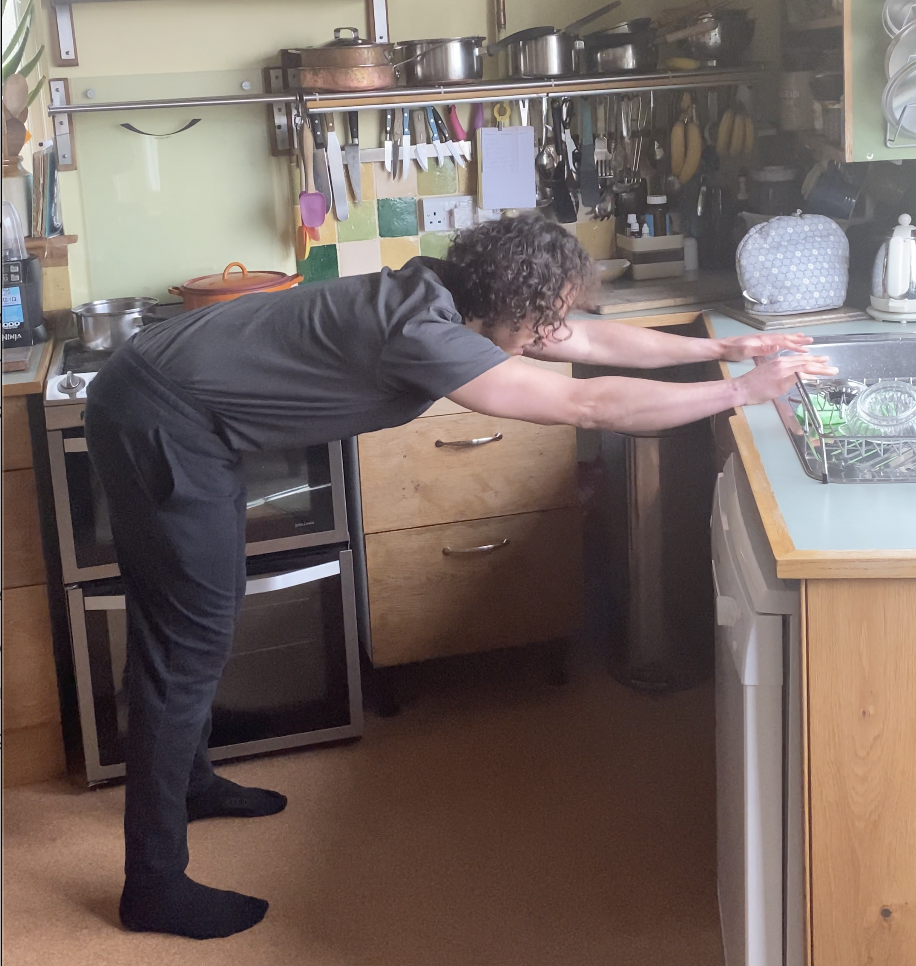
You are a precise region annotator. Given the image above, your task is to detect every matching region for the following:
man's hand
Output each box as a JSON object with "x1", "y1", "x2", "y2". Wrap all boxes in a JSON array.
[
  {"x1": 736, "y1": 354, "x2": 838, "y2": 407},
  {"x1": 717, "y1": 332, "x2": 814, "y2": 363}
]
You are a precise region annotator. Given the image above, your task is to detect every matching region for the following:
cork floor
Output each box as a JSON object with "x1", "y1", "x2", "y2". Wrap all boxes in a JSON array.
[{"x1": 2, "y1": 640, "x2": 724, "y2": 966}]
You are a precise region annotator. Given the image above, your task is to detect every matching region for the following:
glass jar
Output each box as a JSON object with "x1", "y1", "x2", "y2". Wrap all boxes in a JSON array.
[
  {"x1": 747, "y1": 166, "x2": 801, "y2": 216},
  {"x1": 1, "y1": 156, "x2": 32, "y2": 237}
]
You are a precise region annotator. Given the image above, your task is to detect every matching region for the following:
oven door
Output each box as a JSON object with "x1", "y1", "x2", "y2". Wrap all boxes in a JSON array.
[
  {"x1": 66, "y1": 548, "x2": 363, "y2": 784},
  {"x1": 48, "y1": 424, "x2": 349, "y2": 583}
]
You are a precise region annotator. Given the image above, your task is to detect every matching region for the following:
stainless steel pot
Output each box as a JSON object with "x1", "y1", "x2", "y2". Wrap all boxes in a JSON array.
[
  {"x1": 72, "y1": 297, "x2": 159, "y2": 351},
  {"x1": 393, "y1": 37, "x2": 485, "y2": 86},
  {"x1": 489, "y1": 1, "x2": 622, "y2": 79},
  {"x1": 582, "y1": 21, "x2": 711, "y2": 73},
  {"x1": 679, "y1": 11, "x2": 755, "y2": 67}
]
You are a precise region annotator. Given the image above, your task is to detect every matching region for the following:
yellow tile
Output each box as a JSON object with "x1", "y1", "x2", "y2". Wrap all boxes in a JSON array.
[
  {"x1": 374, "y1": 162, "x2": 418, "y2": 199},
  {"x1": 359, "y1": 162, "x2": 376, "y2": 201},
  {"x1": 380, "y1": 236, "x2": 420, "y2": 270},
  {"x1": 314, "y1": 217, "x2": 337, "y2": 246},
  {"x1": 575, "y1": 219, "x2": 616, "y2": 260}
]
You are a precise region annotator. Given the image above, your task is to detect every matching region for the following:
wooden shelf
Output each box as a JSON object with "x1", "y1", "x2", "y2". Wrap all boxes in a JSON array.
[
  {"x1": 787, "y1": 15, "x2": 843, "y2": 31},
  {"x1": 797, "y1": 131, "x2": 846, "y2": 164}
]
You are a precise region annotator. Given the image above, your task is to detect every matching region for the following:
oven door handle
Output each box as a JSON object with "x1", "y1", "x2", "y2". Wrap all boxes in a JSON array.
[
  {"x1": 81, "y1": 560, "x2": 342, "y2": 610},
  {"x1": 245, "y1": 559, "x2": 341, "y2": 596},
  {"x1": 64, "y1": 437, "x2": 89, "y2": 453}
]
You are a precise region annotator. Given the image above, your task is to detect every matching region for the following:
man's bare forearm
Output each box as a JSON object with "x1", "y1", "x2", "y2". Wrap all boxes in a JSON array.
[
  {"x1": 579, "y1": 320, "x2": 724, "y2": 368},
  {"x1": 572, "y1": 374, "x2": 745, "y2": 432}
]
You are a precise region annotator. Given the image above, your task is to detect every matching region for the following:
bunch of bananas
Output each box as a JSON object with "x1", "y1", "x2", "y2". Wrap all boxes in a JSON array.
[
  {"x1": 670, "y1": 93, "x2": 702, "y2": 185},
  {"x1": 716, "y1": 107, "x2": 755, "y2": 161}
]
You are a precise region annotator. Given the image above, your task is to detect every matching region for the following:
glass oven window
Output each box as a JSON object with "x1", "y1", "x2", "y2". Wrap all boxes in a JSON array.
[
  {"x1": 240, "y1": 446, "x2": 337, "y2": 547},
  {"x1": 78, "y1": 550, "x2": 354, "y2": 770},
  {"x1": 61, "y1": 428, "x2": 118, "y2": 571}
]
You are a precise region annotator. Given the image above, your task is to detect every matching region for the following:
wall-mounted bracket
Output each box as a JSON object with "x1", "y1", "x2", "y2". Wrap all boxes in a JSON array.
[
  {"x1": 367, "y1": 0, "x2": 389, "y2": 43},
  {"x1": 264, "y1": 67, "x2": 293, "y2": 157},
  {"x1": 49, "y1": 79, "x2": 77, "y2": 170},
  {"x1": 48, "y1": 3, "x2": 79, "y2": 67}
]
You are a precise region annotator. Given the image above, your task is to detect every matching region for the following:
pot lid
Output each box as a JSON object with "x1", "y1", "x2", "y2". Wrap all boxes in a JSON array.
[
  {"x1": 323, "y1": 26, "x2": 390, "y2": 49},
  {"x1": 177, "y1": 263, "x2": 295, "y2": 295}
]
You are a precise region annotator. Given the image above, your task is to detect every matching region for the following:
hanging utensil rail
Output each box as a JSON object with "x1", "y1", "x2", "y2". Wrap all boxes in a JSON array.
[{"x1": 47, "y1": 68, "x2": 768, "y2": 116}]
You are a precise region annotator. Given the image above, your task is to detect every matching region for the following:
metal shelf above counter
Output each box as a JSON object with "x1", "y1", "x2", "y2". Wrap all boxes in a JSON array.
[{"x1": 47, "y1": 67, "x2": 769, "y2": 116}]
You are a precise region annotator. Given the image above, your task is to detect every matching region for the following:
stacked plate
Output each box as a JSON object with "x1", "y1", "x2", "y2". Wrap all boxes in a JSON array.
[{"x1": 883, "y1": 1, "x2": 916, "y2": 139}]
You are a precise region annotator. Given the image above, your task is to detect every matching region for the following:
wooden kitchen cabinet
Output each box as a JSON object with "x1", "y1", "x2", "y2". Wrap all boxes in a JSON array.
[{"x1": 354, "y1": 360, "x2": 582, "y2": 668}]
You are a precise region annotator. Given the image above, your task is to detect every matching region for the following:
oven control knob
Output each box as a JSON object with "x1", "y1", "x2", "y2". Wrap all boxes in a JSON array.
[{"x1": 59, "y1": 370, "x2": 86, "y2": 395}]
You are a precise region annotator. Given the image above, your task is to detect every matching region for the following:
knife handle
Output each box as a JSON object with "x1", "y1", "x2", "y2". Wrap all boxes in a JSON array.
[
  {"x1": 384, "y1": 108, "x2": 393, "y2": 140},
  {"x1": 448, "y1": 105, "x2": 467, "y2": 142},
  {"x1": 550, "y1": 100, "x2": 565, "y2": 155},
  {"x1": 348, "y1": 110, "x2": 359, "y2": 144},
  {"x1": 432, "y1": 107, "x2": 450, "y2": 142},
  {"x1": 310, "y1": 111, "x2": 326, "y2": 151},
  {"x1": 412, "y1": 109, "x2": 426, "y2": 143},
  {"x1": 425, "y1": 106, "x2": 439, "y2": 140},
  {"x1": 326, "y1": 112, "x2": 336, "y2": 134},
  {"x1": 402, "y1": 107, "x2": 410, "y2": 136}
]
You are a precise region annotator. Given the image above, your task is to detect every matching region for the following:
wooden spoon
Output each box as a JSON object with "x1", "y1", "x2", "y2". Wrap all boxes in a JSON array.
[
  {"x1": 2, "y1": 75, "x2": 30, "y2": 120},
  {"x1": 3, "y1": 117, "x2": 27, "y2": 159}
]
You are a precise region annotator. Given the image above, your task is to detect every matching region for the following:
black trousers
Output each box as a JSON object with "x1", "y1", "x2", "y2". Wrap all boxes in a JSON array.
[{"x1": 85, "y1": 345, "x2": 247, "y2": 879}]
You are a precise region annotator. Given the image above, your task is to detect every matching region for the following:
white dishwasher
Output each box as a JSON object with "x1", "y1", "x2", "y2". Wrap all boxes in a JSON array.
[{"x1": 711, "y1": 455, "x2": 805, "y2": 966}]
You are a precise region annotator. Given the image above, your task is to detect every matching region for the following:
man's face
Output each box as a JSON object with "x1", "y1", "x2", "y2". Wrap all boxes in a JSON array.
[{"x1": 485, "y1": 317, "x2": 542, "y2": 356}]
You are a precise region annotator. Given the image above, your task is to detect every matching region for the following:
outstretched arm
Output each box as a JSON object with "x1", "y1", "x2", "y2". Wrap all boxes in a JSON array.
[
  {"x1": 448, "y1": 353, "x2": 837, "y2": 434},
  {"x1": 525, "y1": 318, "x2": 815, "y2": 369}
]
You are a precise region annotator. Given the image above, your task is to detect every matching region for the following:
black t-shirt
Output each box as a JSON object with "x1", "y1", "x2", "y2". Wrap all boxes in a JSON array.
[{"x1": 131, "y1": 257, "x2": 507, "y2": 451}]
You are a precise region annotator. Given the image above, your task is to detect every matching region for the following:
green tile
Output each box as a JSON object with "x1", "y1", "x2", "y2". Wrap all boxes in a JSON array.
[
  {"x1": 417, "y1": 159, "x2": 459, "y2": 196},
  {"x1": 419, "y1": 231, "x2": 453, "y2": 259},
  {"x1": 378, "y1": 197, "x2": 419, "y2": 238},
  {"x1": 299, "y1": 245, "x2": 338, "y2": 283},
  {"x1": 337, "y1": 199, "x2": 378, "y2": 243}
]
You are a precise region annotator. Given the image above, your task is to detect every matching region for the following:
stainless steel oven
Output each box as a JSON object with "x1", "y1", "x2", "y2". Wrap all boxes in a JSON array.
[
  {"x1": 46, "y1": 405, "x2": 348, "y2": 582},
  {"x1": 66, "y1": 547, "x2": 363, "y2": 784}
]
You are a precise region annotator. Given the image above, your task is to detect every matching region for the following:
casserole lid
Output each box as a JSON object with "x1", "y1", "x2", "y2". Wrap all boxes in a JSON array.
[{"x1": 176, "y1": 263, "x2": 298, "y2": 295}]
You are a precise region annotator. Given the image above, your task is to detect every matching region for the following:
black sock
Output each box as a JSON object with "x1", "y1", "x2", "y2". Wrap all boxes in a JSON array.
[
  {"x1": 187, "y1": 774, "x2": 287, "y2": 822},
  {"x1": 120, "y1": 872, "x2": 268, "y2": 940}
]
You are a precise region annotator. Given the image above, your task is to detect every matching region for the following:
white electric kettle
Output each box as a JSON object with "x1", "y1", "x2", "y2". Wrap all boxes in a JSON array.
[{"x1": 868, "y1": 213, "x2": 916, "y2": 322}]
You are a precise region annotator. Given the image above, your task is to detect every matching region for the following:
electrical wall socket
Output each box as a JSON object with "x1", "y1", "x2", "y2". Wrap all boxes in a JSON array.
[{"x1": 421, "y1": 196, "x2": 474, "y2": 232}]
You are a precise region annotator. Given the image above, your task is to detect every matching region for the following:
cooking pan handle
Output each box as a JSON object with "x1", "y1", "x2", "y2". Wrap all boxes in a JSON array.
[
  {"x1": 120, "y1": 119, "x2": 201, "y2": 139},
  {"x1": 656, "y1": 21, "x2": 713, "y2": 44},
  {"x1": 168, "y1": 286, "x2": 182, "y2": 296},
  {"x1": 563, "y1": 1, "x2": 622, "y2": 36},
  {"x1": 486, "y1": 25, "x2": 554, "y2": 56},
  {"x1": 222, "y1": 262, "x2": 249, "y2": 280}
]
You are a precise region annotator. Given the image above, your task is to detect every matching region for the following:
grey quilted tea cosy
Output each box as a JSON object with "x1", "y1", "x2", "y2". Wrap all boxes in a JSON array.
[{"x1": 737, "y1": 212, "x2": 849, "y2": 315}]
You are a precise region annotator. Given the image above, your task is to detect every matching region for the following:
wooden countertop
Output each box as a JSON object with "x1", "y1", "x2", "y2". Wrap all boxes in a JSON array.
[
  {"x1": 703, "y1": 312, "x2": 916, "y2": 580},
  {"x1": 2, "y1": 339, "x2": 54, "y2": 398}
]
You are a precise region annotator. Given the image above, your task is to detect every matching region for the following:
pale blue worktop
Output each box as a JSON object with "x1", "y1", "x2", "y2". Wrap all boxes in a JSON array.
[{"x1": 707, "y1": 312, "x2": 916, "y2": 555}]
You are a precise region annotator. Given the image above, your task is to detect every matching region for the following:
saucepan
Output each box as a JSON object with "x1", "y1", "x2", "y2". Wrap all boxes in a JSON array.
[
  {"x1": 582, "y1": 20, "x2": 713, "y2": 73},
  {"x1": 488, "y1": 2, "x2": 623, "y2": 79},
  {"x1": 677, "y1": 10, "x2": 756, "y2": 67},
  {"x1": 392, "y1": 36, "x2": 487, "y2": 86},
  {"x1": 72, "y1": 297, "x2": 159, "y2": 351}
]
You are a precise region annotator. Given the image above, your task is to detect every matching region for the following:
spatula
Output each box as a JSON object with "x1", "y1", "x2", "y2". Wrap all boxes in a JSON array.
[{"x1": 297, "y1": 115, "x2": 325, "y2": 231}]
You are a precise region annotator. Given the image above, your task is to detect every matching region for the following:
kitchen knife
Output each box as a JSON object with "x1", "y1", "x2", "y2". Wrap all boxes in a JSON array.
[
  {"x1": 309, "y1": 112, "x2": 333, "y2": 214},
  {"x1": 412, "y1": 110, "x2": 429, "y2": 172},
  {"x1": 325, "y1": 113, "x2": 350, "y2": 222},
  {"x1": 400, "y1": 108, "x2": 411, "y2": 181},
  {"x1": 344, "y1": 111, "x2": 362, "y2": 204},
  {"x1": 425, "y1": 106, "x2": 445, "y2": 166},
  {"x1": 578, "y1": 99, "x2": 600, "y2": 209},
  {"x1": 432, "y1": 107, "x2": 465, "y2": 168},
  {"x1": 448, "y1": 105, "x2": 471, "y2": 161},
  {"x1": 383, "y1": 108, "x2": 394, "y2": 174}
]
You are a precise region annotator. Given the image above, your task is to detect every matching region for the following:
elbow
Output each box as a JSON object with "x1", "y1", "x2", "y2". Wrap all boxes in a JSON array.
[{"x1": 569, "y1": 384, "x2": 624, "y2": 432}]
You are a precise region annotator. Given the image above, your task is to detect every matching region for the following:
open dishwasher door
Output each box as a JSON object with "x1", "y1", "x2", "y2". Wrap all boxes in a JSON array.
[{"x1": 712, "y1": 455, "x2": 804, "y2": 966}]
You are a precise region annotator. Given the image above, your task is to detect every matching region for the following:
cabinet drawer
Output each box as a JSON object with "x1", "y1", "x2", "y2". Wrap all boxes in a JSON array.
[
  {"x1": 1, "y1": 584, "x2": 60, "y2": 731},
  {"x1": 366, "y1": 507, "x2": 582, "y2": 666},
  {"x1": 2, "y1": 469, "x2": 47, "y2": 589},
  {"x1": 358, "y1": 414, "x2": 577, "y2": 533},
  {"x1": 1, "y1": 397, "x2": 34, "y2": 471}
]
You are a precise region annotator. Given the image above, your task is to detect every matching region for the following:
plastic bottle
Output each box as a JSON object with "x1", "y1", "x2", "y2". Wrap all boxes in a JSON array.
[{"x1": 646, "y1": 194, "x2": 669, "y2": 237}]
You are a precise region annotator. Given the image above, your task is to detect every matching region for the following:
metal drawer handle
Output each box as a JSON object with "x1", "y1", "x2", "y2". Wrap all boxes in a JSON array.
[
  {"x1": 442, "y1": 538, "x2": 510, "y2": 556},
  {"x1": 435, "y1": 432, "x2": 503, "y2": 448}
]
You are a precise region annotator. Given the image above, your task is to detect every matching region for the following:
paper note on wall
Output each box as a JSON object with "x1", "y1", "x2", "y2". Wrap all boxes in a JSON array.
[{"x1": 477, "y1": 126, "x2": 537, "y2": 211}]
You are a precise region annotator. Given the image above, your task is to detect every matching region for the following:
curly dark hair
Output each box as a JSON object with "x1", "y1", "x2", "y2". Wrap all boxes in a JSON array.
[{"x1": 444, "y1": 214, "x2": 593, "y2": 345}]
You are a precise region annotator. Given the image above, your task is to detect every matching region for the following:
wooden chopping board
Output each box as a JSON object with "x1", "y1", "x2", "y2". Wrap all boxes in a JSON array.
[{"x1": 586, "y1": 271, "x2": 742, "y2": 316}]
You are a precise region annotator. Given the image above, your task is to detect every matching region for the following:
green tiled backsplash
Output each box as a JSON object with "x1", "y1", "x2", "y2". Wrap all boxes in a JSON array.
[{"x1": 300, "y1": 161, "x2": 616, "y2": 281}]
